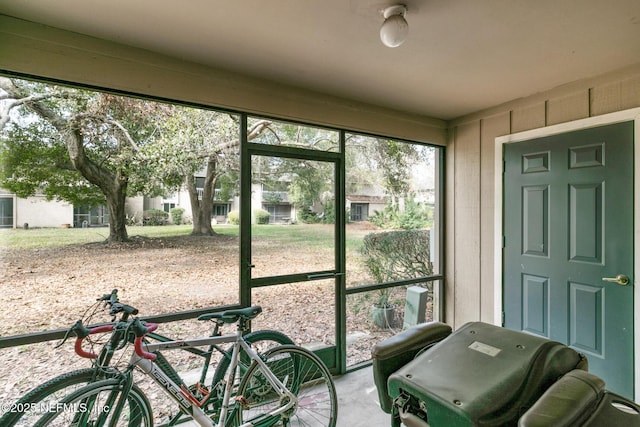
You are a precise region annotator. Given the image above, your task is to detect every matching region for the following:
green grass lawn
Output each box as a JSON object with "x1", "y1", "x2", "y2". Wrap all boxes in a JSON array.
[
  {"x1": 0, "y1": 224, "x2": 191, "y2": 248},
  {"x1": 0, "y1": 223, "x2": 371, "y2": 250}
]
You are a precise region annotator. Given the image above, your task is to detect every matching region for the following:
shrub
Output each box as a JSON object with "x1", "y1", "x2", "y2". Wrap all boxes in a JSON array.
[
  {"x1": 254, "y1": 209, "x2": 270, "y2": 224},
  {"x1": 368, "y1": 209, "x2": 387, "y2": 228},
  {"x1": 169, "y1": 207, "x2": 185, "y2": 225},
  {"x1": 143, "y1": 209, "x2": 169, "y2": 226},
  {"x1": 368, "y1": 195, "x2": 432, "y2": 230},
  {"x1": 227, "y1": 210, "x2": 240, "y2": 225},
  {"x1": 126, "y1": 213, "x2": 140, "y2": 225},
  {"x1": 297, "y1": 201, "x2": 335, "y2": 224},
  {"x1": 361, "y1": 229, "x2": 433, "y2": 288},
  {"x1": 321, "y1": 200, "x2": 335, "y2": 224},
  {"x1": 396, "y1": 197, "x2": 432, "y2": 229},
  {"x1": 298, "y1": 209, "x2": 319, "y2": 224}
]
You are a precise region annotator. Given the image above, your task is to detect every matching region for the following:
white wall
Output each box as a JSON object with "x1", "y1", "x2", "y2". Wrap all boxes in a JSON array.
[
  {"x1": 124, "y1": 196, "x2": 145, "y2": 224},
  {"x1": 16, "y1": 195, "x2": 73, "y2": 228}
]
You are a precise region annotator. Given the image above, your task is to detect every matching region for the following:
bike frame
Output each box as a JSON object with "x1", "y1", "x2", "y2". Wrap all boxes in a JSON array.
[
  {"x1": 79, "y1": 321, "x2": 239, "y2": 397},
  {"x1": 126, "y1": 328, "x2": 297, "y2": 427}
]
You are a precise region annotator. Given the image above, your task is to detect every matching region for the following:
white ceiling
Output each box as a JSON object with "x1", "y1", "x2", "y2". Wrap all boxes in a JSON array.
[{"x1": 1, "y1": 0, "x2": 640, "y2": 120}]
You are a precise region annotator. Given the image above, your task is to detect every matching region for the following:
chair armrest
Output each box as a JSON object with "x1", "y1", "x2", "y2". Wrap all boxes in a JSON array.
[
  {"x1": 371, "y1": 321, "x2": 452, "y2": 413},
  {"x1": 519, "y1": 369, "x2": 605, "y2": 427}
]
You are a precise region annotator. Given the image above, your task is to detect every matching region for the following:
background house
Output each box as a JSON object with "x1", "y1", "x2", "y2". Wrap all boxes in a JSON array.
[{"x1": 0, "y1": 189, "x2": 73, "y2": 228}]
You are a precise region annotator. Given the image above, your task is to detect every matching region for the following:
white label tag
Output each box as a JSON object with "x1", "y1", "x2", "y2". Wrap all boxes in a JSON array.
[{"x1": 468, "y1": 341, "x2": 502, "y2": 357}]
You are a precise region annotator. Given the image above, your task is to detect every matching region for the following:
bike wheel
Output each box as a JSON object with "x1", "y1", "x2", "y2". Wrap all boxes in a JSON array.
[
  {"x1": 236, "y1": 344, "x2": 337, "y2": 427},
  {"x1": 0, "y1": 351, "x2": 180, "y2": 426},
  {"x1": 0, "y1": 368, "x2": 97, "y2": 427},
  {"x1": 211, "y1": 329, "x2": 294, "y2": 388},
  {"x1": 32, "y1": 378, "x2": 152, "y2": 427}
]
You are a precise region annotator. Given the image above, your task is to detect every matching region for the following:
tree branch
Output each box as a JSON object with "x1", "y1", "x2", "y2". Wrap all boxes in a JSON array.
[
  {"x1": 0, "y1": 77, "x2": 72, "y2": 132},
  {"x1": 64, "y1": 118, "x2": 118, "y2": 194},
  {"x1": 247, "y1": 119, "x2": 272, "y2": 140},
  {"x1": 74, "y1": 113, "x2": 140, "y2": 151}
]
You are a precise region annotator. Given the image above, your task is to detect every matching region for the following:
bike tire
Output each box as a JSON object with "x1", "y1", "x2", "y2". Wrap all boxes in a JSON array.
[
  {"x1": 0, "y1": 368, "x2": 97, "y2": 427},
  {"x1": 32, "y1": 378, "x2": 152, "y2": 427},
  {"x1": 211, "y1": 329, "x2": 294, "y2": 388},
  {"x1": 236, "y1": 344, "x2": 337, "y2": 427},
  {"x1": 0, "y1": 350, "x2": 178, "y2": 427}
]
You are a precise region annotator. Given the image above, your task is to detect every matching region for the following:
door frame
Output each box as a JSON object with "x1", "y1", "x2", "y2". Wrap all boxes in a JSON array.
[
  {"x1": 240, "y1": 124, "x2": 345, "y2": 373},
  {"x1": 494, "y1": 107, "x2": 640, "y2": 401}
]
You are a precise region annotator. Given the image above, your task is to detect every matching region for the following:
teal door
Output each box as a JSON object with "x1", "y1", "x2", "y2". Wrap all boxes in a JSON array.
[{"x1": 503, "y1": 121, "x2": 634, "y2": 398}]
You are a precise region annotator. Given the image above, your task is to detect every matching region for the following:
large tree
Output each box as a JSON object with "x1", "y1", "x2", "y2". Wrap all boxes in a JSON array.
[
  {"x1": 0, "y1": 78, "x2": 168, "y2": 242},
  {"x1": 149, "y1": 109, "x2": 270, "y2": 235},
  {"x1": 146, "y1": 108, "x2": 238, "y2": 236}
]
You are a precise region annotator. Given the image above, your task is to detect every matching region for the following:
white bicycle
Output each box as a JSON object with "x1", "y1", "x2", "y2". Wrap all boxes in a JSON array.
[{"x1": 32, "y1": 305, "x2": 337, "y2": 426}]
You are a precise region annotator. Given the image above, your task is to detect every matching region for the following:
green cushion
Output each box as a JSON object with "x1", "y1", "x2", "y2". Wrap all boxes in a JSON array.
[
  {"x1": 388, "y1": 322, "x2": 582, "y2": 427},
  {"x1": 519, "y1": 370, "x2": 605, "y2": 427},
  {"x1": 372, "y1": 321, "x2": 452, "y2": 413}
]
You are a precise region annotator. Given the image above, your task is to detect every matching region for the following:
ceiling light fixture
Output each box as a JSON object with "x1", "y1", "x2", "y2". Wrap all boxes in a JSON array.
[{"x1": 380, "y1": 4, "x2": 409, "y2": 48}]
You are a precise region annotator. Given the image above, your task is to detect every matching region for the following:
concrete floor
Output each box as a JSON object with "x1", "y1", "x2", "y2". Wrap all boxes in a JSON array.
[
  {"x1": 180, "y1": 364, "x2": 391, "y2": 426},
  {"x1": 334, "y1": 366, "x2": 391, "y2": 427}
]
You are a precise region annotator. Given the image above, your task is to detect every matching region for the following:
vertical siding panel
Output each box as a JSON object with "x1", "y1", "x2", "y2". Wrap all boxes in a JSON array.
[
  {"x1": 453, "y1": 121, "x2": 482, "y2": 327},
  {"x1": 619, "y1": 76, "x2": 640, "y2": 110},
  {"x1": 547, "y1": 90, "x2": 590, "y2": 125},
  {"x1": 445, "y1": 130, "x2": 456, "y2": 324},
  {"x1": 592, "y1": 80, "x2": 622, "y2": 115},
  {"x1": 592, "y1": 75, "x2": 640, "y2": 116},
  {"x1": 511, "y1": 102, "x2": 546, "y2": 133},
  {"x1": 480, "y1": 113, "x2": 511, "y2": 323}
]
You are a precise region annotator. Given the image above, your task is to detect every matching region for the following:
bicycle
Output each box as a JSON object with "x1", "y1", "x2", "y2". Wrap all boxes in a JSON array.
[
  {"x1": 0, "y1": 290, "x2": 295, "y2": 427},
  {"x1": 31, "y1": 305, "x2": 337, "y2": 426}
]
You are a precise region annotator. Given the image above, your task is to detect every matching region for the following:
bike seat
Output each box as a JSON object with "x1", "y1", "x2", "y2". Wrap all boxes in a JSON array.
[{"x1": 198, "y1": 306, "x2": 262, "y2": 323}]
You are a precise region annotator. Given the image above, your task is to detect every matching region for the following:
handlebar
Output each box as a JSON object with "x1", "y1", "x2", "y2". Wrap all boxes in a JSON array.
[
  {"x1": 71, "y1": 318, "x2": 158, "y2": 361},
  {"x1": 132, "y1": 320, "x2": 158, "y2": 361},
  {"x1": 110, "y1": 302, "x2": 139, "y2": 317},
  {"x1": 98, "y1": 289, "x2": 119, "y2": 303},
  {"x1": 74, "y1": 324, "x2": 114, "y2": 359},
  {"x1": 98, "y1": 289, "x2": 138, "y2": 318},
  {"x1": 63, "y1": 290, "x2": 154, "y2": 361}
]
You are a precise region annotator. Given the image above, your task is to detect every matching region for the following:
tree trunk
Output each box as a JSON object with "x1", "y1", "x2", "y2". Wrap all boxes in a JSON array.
[
  {"x1": 195, "y1": 196, "x2": 215, "y2": 236},
  {"x1": 185, "y1": 122, "x2": 265, "y2": 236},
  {"x1": 64, "y1": 125, "x2": 129, "y2": 242},
  {"x1": 105, "y1": 184, "x2": 129, "y2": 242},
  {"x1": 187, "y1": 175, "x2": 216, "y2": 236}
]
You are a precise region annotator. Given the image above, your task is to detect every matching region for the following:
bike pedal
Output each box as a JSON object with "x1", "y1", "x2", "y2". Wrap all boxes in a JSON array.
[{"x1": 235, "y1": 395, "x2": 249, "y2": 409}]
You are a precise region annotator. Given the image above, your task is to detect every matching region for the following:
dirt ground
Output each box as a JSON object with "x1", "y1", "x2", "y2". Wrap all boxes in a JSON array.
[{"x1": 0, "y1": 229, "x2": 407, "y2": 418}]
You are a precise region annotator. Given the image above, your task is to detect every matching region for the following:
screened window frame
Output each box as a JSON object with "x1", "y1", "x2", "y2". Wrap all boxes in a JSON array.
[{"x1": 0, "y1": 71, "x2": 446, "y2": 357}]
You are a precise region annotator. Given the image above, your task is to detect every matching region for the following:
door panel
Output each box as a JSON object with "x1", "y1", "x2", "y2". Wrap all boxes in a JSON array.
[
  {"x1": 249, "y1": 155, "x2": 336, "y2": 279},
  {"x1": 522, "y1": 274, "x2": 549, "y2": 336},
  {"x1": 504, "y1": 121, "x2": 634, "y2": 399},
  {"x1": 569, "y1": 282, "x2": 603, "y2": 355},
  {"x1": 569, "y1": 183, "x2": 602, "y2": 263},
  {"x1": 251, "y1": 279, "x2": 336, "y2": 345},
  {"x1": 246, "y1": 150, "x2": 341, "y2": 372},
  {"x1": 522, "y1": 185, "x2": 549, "y2": 257}
]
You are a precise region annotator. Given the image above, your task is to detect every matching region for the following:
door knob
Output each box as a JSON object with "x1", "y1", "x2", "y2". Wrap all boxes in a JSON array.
[{"x1": 602, "y1": 274, "x2": 630, "y2": 286}]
